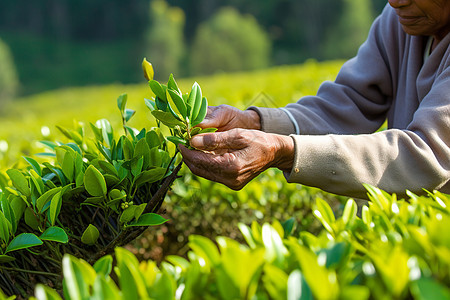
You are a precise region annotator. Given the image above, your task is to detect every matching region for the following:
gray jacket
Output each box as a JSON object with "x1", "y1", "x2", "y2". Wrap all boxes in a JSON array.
[{"x1": 250, "y1": 5, "x2": 450, "y2": 198}]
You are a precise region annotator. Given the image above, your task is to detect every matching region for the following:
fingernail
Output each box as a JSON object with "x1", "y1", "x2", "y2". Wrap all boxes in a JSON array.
[{"x1": 190, "y1": 136, "x2": 204, "y2": 148}]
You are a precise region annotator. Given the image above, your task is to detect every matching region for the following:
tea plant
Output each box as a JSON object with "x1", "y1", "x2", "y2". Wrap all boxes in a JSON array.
[
  {"x1": 0, "y1": 61, "x2": 213, "y2": 297},
  {"x1": 143, "y1": 58, "x2": 217, "y2": 148},
  {"x1": 28, "y1": 186, "x2": 450, "y2": 300}
]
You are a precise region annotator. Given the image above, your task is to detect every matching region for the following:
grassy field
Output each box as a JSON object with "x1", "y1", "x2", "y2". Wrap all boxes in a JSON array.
[{"x1": 0, "y1": 60, "x2": 344, "y2": 168}]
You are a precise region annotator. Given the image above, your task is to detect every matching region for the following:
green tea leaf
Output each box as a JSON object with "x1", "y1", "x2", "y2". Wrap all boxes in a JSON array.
[
  {"x1": 117, "y1": 93, "x2": 127, "y2": 113},
  {"x1": 144, "y1": 98, "x2": 156, "y2": 111},
  {"x1": 49, "y1": 191, "x2": 63, "y2": 226},
  {"x1": 342, "y1": 199, "x2": 357, "y2": 225},
  {"x1": 146, "y1": 130, "x2": 162, "y2": 149},
  {"x1": 134, "y1": 167, "x2": 166, "y2": 187},
  {"x1": 190, "y1": 82, "x2": 203, "y2": 121},
  {"x1": 0, "y1": 255, "x2": 15, "y2": 263},
  {"x1": 151, "y1": 110, "x2": 185, "y2": 128},
  {"x1": 129, "y1": 213, "x2": 168, "y2": 226},
  {"x1": 84, "y1": 165, "x2": 107, "y2": 197},
  {"x1": 6, "y1": 169, "x2": 30, "y2": 197},
  {"x1": 313, "y1": 198, "x2": 335, "y2": 234},
  {"x1": 37, "y1": 187, "x2": 62, "y2": 213},
  {"x1": 24, "y1": 207, "x2": 39, "y2": 230},
  {"x1": 40, "y1": 226, "x2": 69, "y2": 243},
  {"x1": 5, "y1": 233, "x2": 43, "y2": 253},
  {"x1": 0, "y1": 195, "x2": 15, "y2": 234},
  {"x1": 23, "y1": 156, "x2": 42, "y2": 176},
  {"x1": 35, "y1": 284, "x2": 63, "y2": 300},
  {"x1": 124, "y1": 109, "x2": 136, "y2": 122},
  {"x1": 98, "y1": 160, "x2": 119, "y2": 178},
  {"x1": 142, "y1": 58, "x2": 154, "y2": 81},
  {"x1": 120, "y1": 205, "x2": 137, "y2": 223},
  {"x1": 0, "y1": 211, "x2": 11, "y2": 244},
  {"x1": 81, "y1": 224, "x2": 100, "y2": 245},
  {"x1": 192, "y1": 97, "x2": 208, "y2": 126},
  {"x1": 93, "y1": 255, "x2": 113, "y2": 276},
  {"x1": 167, "y1": 89, "x2": 187, "y2": 119},
  {"x1": 167, "y1": 136, "x2": 187, "y2": 147},
  {"x1": 197, "y1": 127, "x2": 218, "y2": 134},
  {"x1": 149, "y1": 80, "x2": 166, "y2": 101},
  {"x1": 167, "y1": 73, "x2": 181, "y2": 94}
]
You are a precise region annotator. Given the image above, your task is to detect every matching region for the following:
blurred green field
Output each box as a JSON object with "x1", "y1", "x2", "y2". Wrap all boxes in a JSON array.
[{"x1": 0, "y1": 60, "x2": 343, "y2": 168}]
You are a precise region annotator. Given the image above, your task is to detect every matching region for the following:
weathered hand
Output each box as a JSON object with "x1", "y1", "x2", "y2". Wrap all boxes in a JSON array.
[
  {"x1": 179, "y1": 128, "x2": 294, "y2": 190},
  {"x1": 196, "y1": 104, "x2": 261, "y2": 131}
]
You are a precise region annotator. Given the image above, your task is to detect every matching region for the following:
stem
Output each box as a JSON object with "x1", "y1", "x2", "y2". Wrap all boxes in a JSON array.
[{"x1": 0, "y1": 266, "x2": 60, "y2": 277}]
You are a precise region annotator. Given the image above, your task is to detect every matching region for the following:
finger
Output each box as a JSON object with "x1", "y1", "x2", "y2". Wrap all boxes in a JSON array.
[
  {"x1": 180, "y1": 145, "x2": 245, "y2": 189},
  {"x1": 190, "y1": 129, "x2": 246, "y2": 151}
]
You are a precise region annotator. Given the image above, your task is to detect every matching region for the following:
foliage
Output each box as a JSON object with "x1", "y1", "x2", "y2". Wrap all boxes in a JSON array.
[
  {"x1": 0, "y1": 66, "x2": 213, "y2": 297},
  {"x1": 145, "y1": 0, "x2": 186, "y2": 79},
  {"x1": 145, "y1": 58, "x2": 217, "y2": 148},
  {"x1": 321, "y1": 0, "x2": 373, "y2": 59},
  {"x1": 0, "y1": 38, "x2": 18, "y2": 103},
  {"x1": 128, "y1": 168, "x2": 344, "y2": 262},
  {"x1": 190, "y1": 7, "x2": 271, "y2": 75},
  {"x1": 30, "y1": 187, "x2": 450, "y2": 300}
]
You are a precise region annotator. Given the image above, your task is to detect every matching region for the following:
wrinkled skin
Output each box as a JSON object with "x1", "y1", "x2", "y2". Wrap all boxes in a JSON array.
[
  {"x1": 388, "y1": 0, "x2": 450, "y2": 47},
  {"x1": 179, "y1": 106, "x2": 294, "y2": 190}
]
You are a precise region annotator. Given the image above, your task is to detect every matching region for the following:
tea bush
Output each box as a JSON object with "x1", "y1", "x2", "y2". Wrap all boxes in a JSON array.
[
  {"x1": 28, "y1": 187, "x2": 450, "y2": 300},
  {"x1": 190, "y1": 7, "x2": 271, "y2": 75},
  {"x1": 0, "y1": 66, "x2": 220, "y2": 297}
]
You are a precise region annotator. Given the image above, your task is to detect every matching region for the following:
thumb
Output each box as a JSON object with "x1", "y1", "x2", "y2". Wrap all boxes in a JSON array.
[{"x1": 195, "y1": 106, "x2": 224, "y2": 129}]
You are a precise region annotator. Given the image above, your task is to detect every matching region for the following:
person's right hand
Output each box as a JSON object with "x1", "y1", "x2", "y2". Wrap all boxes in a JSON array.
[{"x1": 195, "y1": 104, "x2": 261, "y2": 132}]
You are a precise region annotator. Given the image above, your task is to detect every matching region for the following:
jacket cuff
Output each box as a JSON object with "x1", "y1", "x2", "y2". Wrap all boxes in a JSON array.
[{"x1": 247, "y1": 106, "x2": 296, "y2": 135}]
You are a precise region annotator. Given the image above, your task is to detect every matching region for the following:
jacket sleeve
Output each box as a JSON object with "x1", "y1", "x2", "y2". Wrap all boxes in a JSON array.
[{"x1": 249, "y1": 6, "x2": 450, "y2": 198}]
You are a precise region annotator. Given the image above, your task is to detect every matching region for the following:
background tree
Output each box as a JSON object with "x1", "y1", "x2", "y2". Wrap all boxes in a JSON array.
[
  {"x1": 190, "y1": 7, "x2": 271, "y2": 75},
  {"x1": 321, "y1": 0, "x2": 374, "y2": 59},
  {"x1": 0, "y1": 39, "x2": 18, "y2": 105}
]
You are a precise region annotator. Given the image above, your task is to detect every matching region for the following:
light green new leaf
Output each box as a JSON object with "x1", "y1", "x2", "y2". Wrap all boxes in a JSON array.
[
  {"x1": 115, "y1": 247, "x2": 149, "y2": 299},
  {"x1": 0, "y1": 195, "x2": 15, "y2": 234},
  {"x1": 151, "y1": 110, "x2": 185, "y2": 128},
  {"x1": 167, "y1": 73, "x2": 181, "y2": 94},
  {"x1": 167, "y1": 89, "x2": 187, "y2": 119},
  {"x1": 84, "y1": 165, "x2": 107, "y2": 197},
  {"x1": 117, "y1": 93, "x2": 127, "y2": 113},
  {"x1": 190, "y1": 82, "x2": 203, "y2": 121},
  {"x1": 49, "y1": 191, "x2": 63, "y2": 226},
  {"x1": 149, "y1": 80, "x2": 166, "y2": 101},
  {"x1": 5, "y1": 233, "x2": 43, "y2": 253},
  {"x1": 144, "y1": 98, "x2": 156, "y2": 112},
  {"x1": 37, "y1": 187, "x2": 61, "y2": 213},
  {"x1": 342, "y1": 199, "x2": 357, "y2": 225},
  {"x1": 192, "y1": 97, "x2": 208, "y2": 126},
  {"x1": 189, "y1": 235, "x2": 220, "y2": 266},
  {"x1": 124, "y1": 109, "x2": 136, "y2": 122},
  {"x1": 0, "y1": 211, "x2": 11, "y2": 244},
  {"x1": 120, "y1": 205, "x2": 137, "y2": 223},
  {"x1": 313, "y1": 198, "x2": 335, "y2": 234},
  {"x1": 129, "y1": 213, "x2": 168, "y2": 227},
  {"x1": 81, "y1": 224, "x2": 100, "y2": 245},
  {"x1": 165, "y1": 90, "x2": 184, "y2": 121},
  {"x1": 35, "y1": 283, "x2": 63, "y2": 300},
  {"x1": 6, "y1": 169, "x2": 30, "y2": 197},
  {"x1": 93, "y1": 255, "x2": 113, "y2": 276},
  {"x1": 62, "y1": 254, "x2": 95, "y2": 300},
  {"x1": 40, "y1": 226, "x2": 69, "y2": 243}
]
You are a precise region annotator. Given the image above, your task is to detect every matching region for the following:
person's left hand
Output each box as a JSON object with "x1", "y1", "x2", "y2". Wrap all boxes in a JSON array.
[{"x1": 179, "y1": 129, "x2": 295, "y2": 190}]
